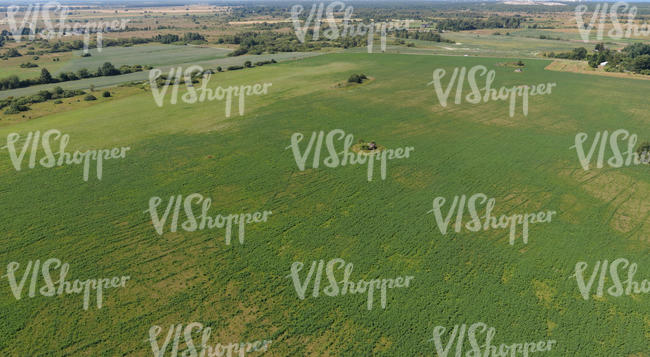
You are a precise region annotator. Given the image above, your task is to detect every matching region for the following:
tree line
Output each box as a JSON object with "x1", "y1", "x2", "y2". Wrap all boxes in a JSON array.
[
  {"x1": 546, "y1": 43, "x2": 650, "y2": 75},
  {"x1": 0, "y1": 63, "x2": 148, "y2": 91}
]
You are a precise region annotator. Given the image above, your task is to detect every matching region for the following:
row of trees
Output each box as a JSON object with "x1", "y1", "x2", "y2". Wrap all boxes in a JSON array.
[
  {"x1": 546, "y1": 43, "x2": 650, "y2": 75},
  {"x1": 221, "y1": 29, "x2": 380, "y2": 57},
  {"x1": 0, "y1": 63, "x2": 147, "y2": 91},
  {"x1": 393, "y1": 29, "x2": 453, "y2": 43},
  {"x1": 153, "y1": 32, "x2": 206, "y2": 44},
  {"x1": 1, "y1": 86, "x2": 86, "y2": 114},
  {"x1": 436, "y1": 16, "x2": 523, "y2": 31}
]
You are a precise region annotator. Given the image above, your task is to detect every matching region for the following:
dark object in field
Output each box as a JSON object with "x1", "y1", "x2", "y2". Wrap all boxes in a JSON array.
[
  {"x1": 102, "y1": 91, "x2": 111, "y2": 98},
  {"x1": 360, "y1": 141, "x2": 378, "y2": 151},
  {"x1": 84, "y1": 94, "x2": 97, "y2": 101},
  {"x1": 348, "y1": 73, "x2": 368, "y2": 84}
]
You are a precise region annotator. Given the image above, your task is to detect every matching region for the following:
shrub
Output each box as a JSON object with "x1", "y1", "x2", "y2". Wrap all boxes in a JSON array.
[
  {"x1": 348, "y1": 74, "x2": 368, "y2": 84},
  {"x1": 54, "y1": 100, "x2": 63, "y2": 104},
  {"x1": 348, "y1": 74, "x2": 361, "y2": 83},
  {"x1": 216, "y1": 66, "x2": 223, "y2": 72},
  {"x1": 84, "y1": 94, "x2": 97, "y2": 101},
  {"x1": 81, "y1": 53, "x2": 91, "y2": 57},
  {"x1": 244, "y1": 60, "x2": 252, "y2": 68},
  {"x1": 6, "y1": 48, "x2": 21, "y2": 57},
  {"x1": 5, "y1": 103, "x2": 29, "y2": 114},
  {"x1": 102, "y1": 91, "x2": 111, "y2": 97},
  {"x1": 227, "y1": 65, "x2": 243, "y2": 71}
]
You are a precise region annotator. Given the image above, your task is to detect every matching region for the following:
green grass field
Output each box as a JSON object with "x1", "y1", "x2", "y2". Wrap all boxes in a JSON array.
[
  {"x1": 57, "y1": 44, "x2": 233, "y2": 73},
  {"x1": 0, "y1": 52, "x2": 648, "y2": 356}
]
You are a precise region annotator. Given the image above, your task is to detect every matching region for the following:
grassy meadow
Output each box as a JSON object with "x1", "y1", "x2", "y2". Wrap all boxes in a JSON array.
[{"x1": 0, "y1": 52, "x2": 649, "y2": 356}]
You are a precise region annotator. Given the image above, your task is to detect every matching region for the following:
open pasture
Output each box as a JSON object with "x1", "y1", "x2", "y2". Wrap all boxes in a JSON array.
[{"x1": 0, "y1": 52, "x2": 648, "y2": 355}]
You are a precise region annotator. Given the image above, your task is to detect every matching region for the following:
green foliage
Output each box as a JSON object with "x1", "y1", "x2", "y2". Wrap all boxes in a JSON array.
[
  {"x1": 347, "y1": 73, "x2": 368, "y2": 84},
  {"x1": 5, "y1": 48, "x2": 21, "y2": 57},
  {"x1": 20, "y1": 62, "x2": 38, "y2": 68},
  {"x1": 394, "y1": 29, "x2": 453, "y2": 43},
  {"x1": 0, "y1": 62, "x2": 145, "y2": 91},
  {"x1": 436, "y1": 16, "x2": 522, "y2": 31}
]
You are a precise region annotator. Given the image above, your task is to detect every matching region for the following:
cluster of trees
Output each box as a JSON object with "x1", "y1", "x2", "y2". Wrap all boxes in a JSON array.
[
  {"x1": 4, "y1": 48, "x2": 21, "y2": 58},
  {"x1": 0, "y1": 63, "x2": 148, "y2": 91},
  {"x1": 221, "y1": 31, "x2": 313, "y2": 56},
  {"x1": 538, "y1": 34, "x2": 562, "y2": 40},
  {"x1": 220, "y1": 30, "x2": 370, "y2": 56},
  {"x1": 348, "y1": 73, "x2": 368, "y2": 84},
  {"x1": 20, "y1": 62, "x2": 38, "y2": 68},
  {"x1": 26, "y1": 37, "x2": 153, "y2": 55},
  {"x1": 436, "y1": 16, "x2": 522, "y2": 31},
  {"x1": 546, "y1": 47, "x2": 588, "y2": 60},
  {"x1": 153, "y1": 32, "x2": 206, "y2": 44},
  {"x1": 546, "y1": 43, "x2": 650, "y2": 75},
  {"x1": 592, "y1": 43, "x2": 650, "y2": 74},
  {"x1": 393, "y1": 29, "x2": 453, "y2": 43},
  {"x1": 1, "y1": 86, "x2": 86, "y2": 114}
]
